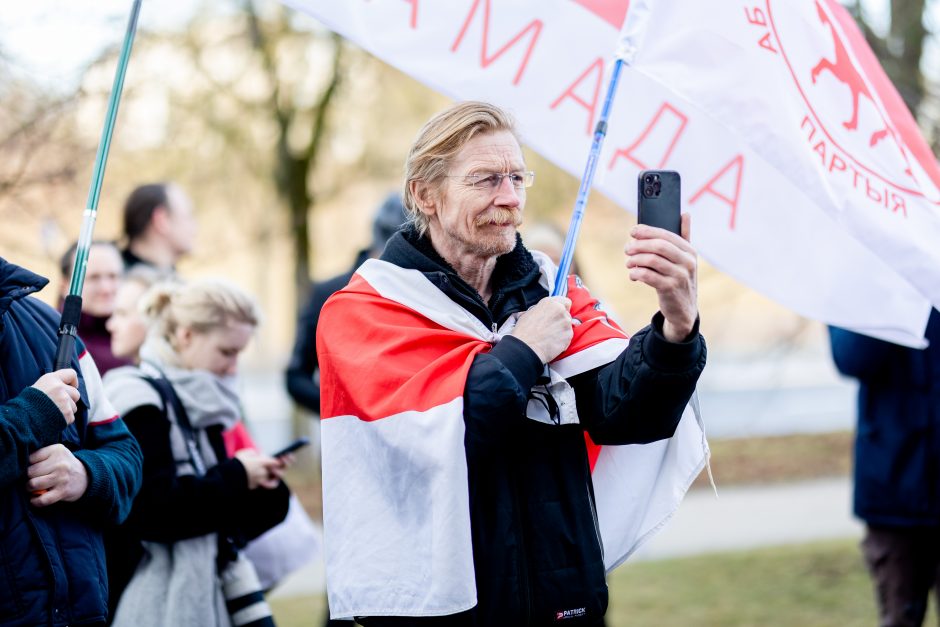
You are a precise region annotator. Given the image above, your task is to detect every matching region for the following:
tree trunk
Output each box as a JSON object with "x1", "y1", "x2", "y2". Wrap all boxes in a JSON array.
[{"x1": 886, "y1": 0, "x2": 926, "y2": 115}]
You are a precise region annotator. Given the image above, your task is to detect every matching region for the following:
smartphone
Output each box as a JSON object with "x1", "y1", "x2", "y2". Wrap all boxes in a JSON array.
[
  {"x1": 637, "y1": 170, "x2": 681, "y2": 235},
  {"x1": 271, "y1": 437, "x2": 311, "y2": 458}
]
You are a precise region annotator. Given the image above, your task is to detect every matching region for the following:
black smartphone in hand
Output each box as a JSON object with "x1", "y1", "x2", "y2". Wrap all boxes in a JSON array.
[
  {"x1": 637, "y1": 170, "x2": 681, "y2": 235},
  {"x1": 271, "y1": 437, "x2": 311, "y2": 458}
]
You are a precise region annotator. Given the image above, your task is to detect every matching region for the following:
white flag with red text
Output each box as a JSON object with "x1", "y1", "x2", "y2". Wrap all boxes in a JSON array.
[{"x1": 281, "y1": 0, "x2": 940, "y2": 347}]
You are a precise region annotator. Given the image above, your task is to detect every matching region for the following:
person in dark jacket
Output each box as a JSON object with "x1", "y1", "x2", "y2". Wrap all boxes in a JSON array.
[
  {"x1": 830, "y1": 311, "x2": 940, "y2": 627},
  {"x1": 316, "y1": 102, "x2": 705, "y2": 626},
  {"x1": 59, "y1": 240, "x2": 131, "y2": 376},
  {"x1": 286, "y1": 193, "x2": 407, "y2": 414},
  {"x1": 0, "y1": 256, "x2": 143, "y2": 627}
]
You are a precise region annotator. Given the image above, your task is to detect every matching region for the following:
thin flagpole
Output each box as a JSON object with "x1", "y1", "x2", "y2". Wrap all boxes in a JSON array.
[
  {"x1": 551, "y1": 57, "x2": 625, "y2": 296},
  {"x1": 55, "y1": 0, "x2": 143, "y2": 370}
]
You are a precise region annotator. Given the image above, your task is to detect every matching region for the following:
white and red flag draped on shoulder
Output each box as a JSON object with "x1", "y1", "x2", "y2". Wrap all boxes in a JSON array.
[
  {"x1": 281, "y1": 0, "x2": 940, "y2": 347},
  {"x1": 316, "y1": 256, "x2": 707, "y2": 618}
]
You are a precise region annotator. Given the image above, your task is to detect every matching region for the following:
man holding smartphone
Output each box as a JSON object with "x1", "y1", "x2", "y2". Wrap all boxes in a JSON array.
[{"x1": 316, "y1": 101, "x2": 705, "y2": 626}]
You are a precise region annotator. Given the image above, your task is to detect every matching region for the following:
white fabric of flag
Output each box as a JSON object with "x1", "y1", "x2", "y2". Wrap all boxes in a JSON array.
[{"x1": 280, "y1": 0, "x2": 940, "y2": 347}]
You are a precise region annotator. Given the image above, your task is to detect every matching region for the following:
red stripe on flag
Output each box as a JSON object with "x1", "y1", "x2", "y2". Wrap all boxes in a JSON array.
[
  {"x1": 318, "y1": 275, "x2": 491, "y2": 421},
  {"x1": 569, "y1": 0, "x2": 630, "y2": 30},
  {"x1": 556, "y1": 275, "x2": 628, "y2": 362}
]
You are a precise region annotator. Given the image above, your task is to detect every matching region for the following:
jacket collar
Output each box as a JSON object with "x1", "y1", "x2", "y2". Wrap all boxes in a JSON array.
[
  {"x1": 385, "y1": 226, "x2": 538, "y2": 284},
  {"x1": 0, "y1": 257, "x2": 49, "y2": 320},
  {"x1": 381, "y1": 226, "x2": 543, "y2": 326}
]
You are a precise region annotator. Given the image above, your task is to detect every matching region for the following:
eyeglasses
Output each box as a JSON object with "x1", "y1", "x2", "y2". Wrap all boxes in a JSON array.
[{"x1": 447, "y1": 171, "x2": 536, "y2": 190}]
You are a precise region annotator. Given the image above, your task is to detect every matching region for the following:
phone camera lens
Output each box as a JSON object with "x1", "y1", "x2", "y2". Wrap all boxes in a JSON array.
[
  {"x1": 653, "y1": 181, "x2": 662, "y2": 193},
  {"x1": 644, "y1": 175, "x2": 653, "y2": 184},
  {"x1": 644, "y1": 186, "x2": 654, "y2": 197}
]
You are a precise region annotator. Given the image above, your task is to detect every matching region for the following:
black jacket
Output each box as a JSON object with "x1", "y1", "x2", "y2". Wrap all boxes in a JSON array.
[{"x1": 361, "y1": 229, "x2": 706, "y2": 627}]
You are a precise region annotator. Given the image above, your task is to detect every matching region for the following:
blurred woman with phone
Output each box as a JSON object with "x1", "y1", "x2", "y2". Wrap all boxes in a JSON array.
[{"x1": 103, "y1": 279, "x2": 290, "y2": 627}]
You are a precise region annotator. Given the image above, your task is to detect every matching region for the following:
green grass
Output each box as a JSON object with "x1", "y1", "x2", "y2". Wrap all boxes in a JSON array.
[
  {"x1": 270, "y1": 540, "x2": 877, "y2": 626},
  {"x1": 693, "y1": 432, "x2": 853, "y2": 489},
  {"x1": 607, "y1": 540, "x2": 874, "y2": 627},
  {"x1": 270, "y1": 594, "x2": 327, "y2": 627}
]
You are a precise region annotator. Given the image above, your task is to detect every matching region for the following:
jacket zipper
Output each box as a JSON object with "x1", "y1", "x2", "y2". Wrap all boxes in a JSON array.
[{"x1": 586, "y1": 480, "x2": 604, "y2": 563}]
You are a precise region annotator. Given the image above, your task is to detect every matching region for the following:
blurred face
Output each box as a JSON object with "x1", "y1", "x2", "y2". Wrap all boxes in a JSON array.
[
  {"x1": 106, "y1": 281, "x2": 149, "y2": 360},
  {"x1": 80, "y1": 244, "x2": 124, "y2": 317},
  {"x1": 421, "y1": 130, "x2": 526, "y2": 264},
  {"x1": 174, "y1": 320, "x2": 254, "y2": 377},
  {"x1": 164, "y1": 185, "x2": 197, "y2": 256}
]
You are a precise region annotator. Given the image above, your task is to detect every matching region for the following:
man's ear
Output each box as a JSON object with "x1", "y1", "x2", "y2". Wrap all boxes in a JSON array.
[
  {"x1": 150, "y1": 205, "x2": 172, "y2": 236},
  {"x1": 409, "y1": 180, "x2": 438, "y2": 217}
]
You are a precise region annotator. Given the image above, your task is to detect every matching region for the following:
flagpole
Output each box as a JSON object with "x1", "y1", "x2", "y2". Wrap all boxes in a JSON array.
[
  {"x1": 55, "y1": 0, "x2": 143, "y2": 370},
  {"x1": 552, "y1": 57, "x2": 625, "y2": 297}
]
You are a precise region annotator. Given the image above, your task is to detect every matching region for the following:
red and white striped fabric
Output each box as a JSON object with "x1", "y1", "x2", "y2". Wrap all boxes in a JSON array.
[{"x1": 316, "y1": 254, "x2": 707, "y2": 618}]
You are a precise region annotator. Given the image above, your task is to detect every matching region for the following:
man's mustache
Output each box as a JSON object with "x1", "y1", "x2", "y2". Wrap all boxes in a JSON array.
[{"x1": 474, "y1": 208, "x2": 522, "y2": 227}]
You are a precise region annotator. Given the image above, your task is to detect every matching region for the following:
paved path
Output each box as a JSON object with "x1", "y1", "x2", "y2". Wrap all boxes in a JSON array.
[
  {"x1": 631, "y1": 476, "x2": 861, "y2": 561},
  {"x1": 269, "y1": 476, "x2": 861, "y2": 599}
]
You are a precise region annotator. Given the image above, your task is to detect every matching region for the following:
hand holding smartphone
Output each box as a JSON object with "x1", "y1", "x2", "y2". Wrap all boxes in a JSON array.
[
  {"x1": 637, "y1": 170, "x2": 681, "y2": 235},
  {"x1": 271, "y1": 436, "x2": 311, "y2": 458}
]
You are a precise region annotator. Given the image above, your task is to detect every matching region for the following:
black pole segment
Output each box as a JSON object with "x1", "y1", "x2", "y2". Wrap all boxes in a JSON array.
[{"x1": 54, "y1": 294, "x2": 83, "y2": 370}]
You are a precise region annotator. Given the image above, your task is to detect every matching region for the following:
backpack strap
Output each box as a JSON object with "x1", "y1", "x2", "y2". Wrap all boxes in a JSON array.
[{"x1": 142, "y1": 375, "x2": 207, "y2": 477}]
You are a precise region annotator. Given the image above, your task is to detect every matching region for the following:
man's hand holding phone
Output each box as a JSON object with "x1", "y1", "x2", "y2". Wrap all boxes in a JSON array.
[{"x1": 630, "y1": 170, "x2": 699, "y2": 343}]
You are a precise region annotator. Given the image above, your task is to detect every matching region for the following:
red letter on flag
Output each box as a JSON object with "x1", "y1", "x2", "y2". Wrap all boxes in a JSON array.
[
  {"x1": 550, "y1": 57, "x2": 605, "y2": 135},
  {"x1": 403, "y1": 0, "x2": 418, "y2": 28},
  {"x1": 451, "y1": 0, "x2": 544, "y2": 86},
  {"x1": 608, "y1": 102, "x2": 689, "y2": 171},
  {"x1": 690, "y1": 155, "x2": 745, "y2": 230}
]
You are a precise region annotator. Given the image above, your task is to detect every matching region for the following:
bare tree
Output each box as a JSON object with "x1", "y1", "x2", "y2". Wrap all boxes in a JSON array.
[
  {"x1": 242, "y1": 2, "x2": 344, "y2": 303},
  {"x1": 0, "y1": 54, "x2": 89, "y2": 261}
]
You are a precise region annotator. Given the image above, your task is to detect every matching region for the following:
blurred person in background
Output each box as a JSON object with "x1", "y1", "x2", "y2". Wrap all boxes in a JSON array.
[
  {"x1": 59, "y1": 240, "x2": 129, "y2": 375},
  {"x1": 1, "y1": 255, "x2": 142, "y2": 627},
  {"x1": 104, "y1": 280, "x2": 290, "y2": 627},
  {"x1": 106, "y1": 265, "x2": 164, "y2": 365},
  {"x1": 120, "y1": 182, "x2": 197, "y2": 274},
  {"x1": 830, "y1": 311, "x2": 940, "y2": 627}
]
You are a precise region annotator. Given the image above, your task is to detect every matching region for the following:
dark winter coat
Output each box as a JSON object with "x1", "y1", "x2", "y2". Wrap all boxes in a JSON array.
[
  {"x1": 0, "y1": 257, "x2": 143, "y2": 627},
  {"x1": 830, "y1": 310, "x2": 940, "y2": 527},
  {"x1": 359, "y1": 229, "x2": 706, "y2": 627}
]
